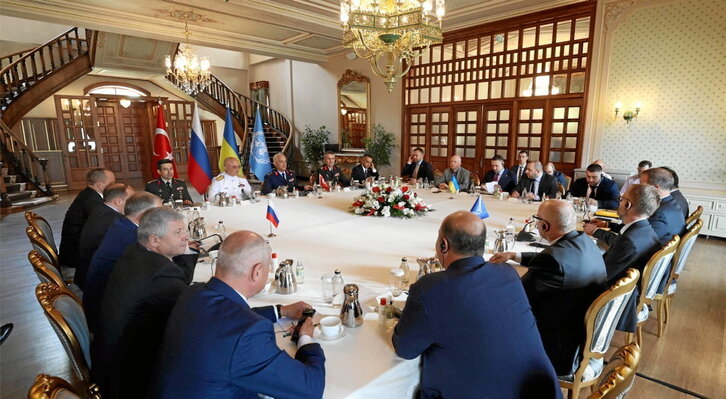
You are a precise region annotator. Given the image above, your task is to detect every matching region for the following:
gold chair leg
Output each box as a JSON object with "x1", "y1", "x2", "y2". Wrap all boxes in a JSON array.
[
  {"x1": 569, "y1": 383, "x2": 580, "y2": 399},
  {"x1": 657, "y1": 300, "x2": 665, "y2": 337},
  {"x1": 624, "y1": 332, "x2": 634, "y2": 344},
  {"x1": 636, "y1": 325, "x2": 643, "y2": 347},
  {"x1": 665, "y1": 297, "x2": 671, "y2": 324}
]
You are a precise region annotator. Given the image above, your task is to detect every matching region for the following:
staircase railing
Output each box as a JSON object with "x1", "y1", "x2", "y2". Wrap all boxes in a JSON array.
[
  {"x1": 0, "y1": 119, "x2": 53, "y2": 207},
  {"x1": 0, "y1": 48, "x2": 33, "y2": 70},
  {"x1": 239, "y1": 95, "x2": 293, "y2": 159},
  {"x1": 0, "y1": 27, "x2": 91, "y2": 112}
]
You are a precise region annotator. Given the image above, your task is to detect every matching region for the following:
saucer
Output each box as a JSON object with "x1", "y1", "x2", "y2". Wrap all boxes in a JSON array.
[{"x1": 313, "y1": 325, "x2": 346, "y2": 342}]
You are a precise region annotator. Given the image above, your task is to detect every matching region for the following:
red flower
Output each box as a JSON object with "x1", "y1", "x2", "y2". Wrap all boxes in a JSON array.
[
  {"x1": 386, "y1": 187, "x2": 393, "y2": 193},
  {"x1": 401, "y1": 186, "x2": 409, "y2": 192},
  {"x1": 367, "y1": 209, "x2": 376, "y2": 216},
  {"x1": 377, "y1": 196, "x2": 385, "y2": 202},
  {"x1": 372, "y1": 186, "x2": 380, "y2": 193},
  {"x1": 415, "y1": 204, "x2": 426, "y2": 211},
  {"x1": 402, "y1": 194, "x2": 410, "y2": 200},
  {"x1": 414, "y1": 193, "x2": 418, "y2": 197},
  {"x1": 393, "y1": 204, "x2": 404, "y2": 210},
  {"x1": 352, "y1": 201, "x2": 363, "y2": 207}
]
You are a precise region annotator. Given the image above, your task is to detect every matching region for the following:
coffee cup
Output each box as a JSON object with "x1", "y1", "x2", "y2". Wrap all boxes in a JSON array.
[{"x1": 319, "y1": 316, "x2": 342, "y2": 337}]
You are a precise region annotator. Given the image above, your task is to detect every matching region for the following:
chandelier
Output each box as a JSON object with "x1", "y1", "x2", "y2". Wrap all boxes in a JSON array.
[
  {"x1": 165, "y1": 12, "x2": 211, "y2": 96},
  {"x1": 340, "y1": 0, "x2": 445, "y2": 93}
]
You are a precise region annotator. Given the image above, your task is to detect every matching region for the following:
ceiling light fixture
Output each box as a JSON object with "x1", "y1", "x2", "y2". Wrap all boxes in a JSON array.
[
  {"x1": 340, "y1": 0, "x2": 445, "y2": 93},
  {"x1": 165, "y1": 11, "x2": 211, "y2": 95}
]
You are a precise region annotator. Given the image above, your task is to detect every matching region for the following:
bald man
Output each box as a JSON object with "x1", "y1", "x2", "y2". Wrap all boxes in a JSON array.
[
  {"x1": 208, "y1": 157, "x2": 252, "y2": 200},
  {"x1": 492, "y1": 200, "x2": 607, "y2": 376},
  {"x1": 153, "y1": 231, "x2": 325, "y2": 398},
  {"x1": 393, "y1": 211, "x2": 560, "y2": 398},
  {"x1": 435, "y1": 154, "x2": 471, "y2": 192}
]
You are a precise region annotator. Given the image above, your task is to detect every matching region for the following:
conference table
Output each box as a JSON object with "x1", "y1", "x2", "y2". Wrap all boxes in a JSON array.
[{"x1": 191, "y1": 187, "x2": 543, "y2": 398}]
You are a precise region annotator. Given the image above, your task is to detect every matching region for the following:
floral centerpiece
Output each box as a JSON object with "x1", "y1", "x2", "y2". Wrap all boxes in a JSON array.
[{"x1": 351, "y1": 183, "x2": 432, "y2": 218}]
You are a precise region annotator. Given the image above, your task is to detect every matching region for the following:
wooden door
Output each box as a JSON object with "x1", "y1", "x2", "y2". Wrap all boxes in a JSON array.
[
  {"x1": 54, "y1": 95, "x2": 103, "y2": 190},
  {"x1": 547, "y1": 99, "x2": 584, "y2": 176},
  {"x1": 428, "y1": 106, "x2": 451, "y2": 172},
  {"x1": 451, "y1": 105, "x2": 480, "y2": 176},
  {"x1": 481, "y1": 104, "x2": 514, "y2": 176},
  {"x1": 94, "y1": 99, "x2": 147, "y2": 184}
]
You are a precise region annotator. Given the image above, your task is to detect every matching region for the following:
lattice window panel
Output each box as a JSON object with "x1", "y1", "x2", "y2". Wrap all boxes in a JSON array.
[
  {"x1": 516, "y1": 105, "x2": 544, "y2": 162},
  {"x1": 453, "y1": 109, "x2": 477, "y2": 159},
  {"x1": 483, "y1": 108, "x2": 511, "y2": 161},
  {"x1": 56, "y1": 97, "x2": 98, "y2": 169},
  {"x1": 408, "y1": 111, "x2": 427, "y2": 153},
  {"x1": 549, "y1": 102, "x2": 582, "y2": 164},
  {"x1": 430, "y1": 110, "x2": 449, "y2": 158}
]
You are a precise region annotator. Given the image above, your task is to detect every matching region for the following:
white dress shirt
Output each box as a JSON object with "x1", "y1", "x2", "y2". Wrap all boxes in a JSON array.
[
  {"x1": 234, "y1": 290, "x2": 313, "y2": 349},
  {"x1": 208, "y1": 172, "x2": 252, "y2": 199}
]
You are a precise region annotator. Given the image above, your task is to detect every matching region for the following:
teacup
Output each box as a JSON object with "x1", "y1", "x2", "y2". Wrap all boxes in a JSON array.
[{"x1": 319, "y1": 316, "x2": 342, "y2": 337}]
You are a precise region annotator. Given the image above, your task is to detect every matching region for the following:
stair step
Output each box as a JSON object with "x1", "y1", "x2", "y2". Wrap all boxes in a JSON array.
[
  {"x1": 5, "y1": 182, "x2": 27, "y2": 193},
  {"x1": 3, "y1": 175, "x2": 18, "y2": 184},
  {"x1": 8, "y1": 191, "x2": 34, "y2": 201}
]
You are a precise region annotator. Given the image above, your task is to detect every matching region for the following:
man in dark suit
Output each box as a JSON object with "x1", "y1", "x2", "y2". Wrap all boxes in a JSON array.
[
  {"x1": 401, "y1": 147, "x2": 435, "y2": 183},
  {"x1": 393, "y1": 211, "x2": 561, "y2": 398},
  {"x1": 435, "y1": 154, "x2": 471, "y2": 192},
  {"x1": 544, "y1": 162, "x2": 567, "y2": 188},
  {"x1": 313, "y1": 151, "x2": 350, "y2": 188},
  {"x1": 145, "y1": 159, "x2": 193, "y2": 205},
  {"x1": 262, "y1": 153, "x2": 312, "y2": 194},
  {"x1": 662, "y1": 166, "x2": 689, "y2": 220},
  {"x1": 83, "y1": 192, "x2": 161, "y2": 333},
  {"x1": 91, "y1": 207, "x2": 198, "y2": 399},
  {"x1": 508, "y1": 150, "x2": 529, "y2": 186},
  {"x1": 484, "y1": 154, "x2": 516, "y2": 192},
  {"x1": 350, "y1": 153, "x2": 380, "y2": 182},
  {"x1": 75, "y1": 183, "x2": 134, "y2": 290},
  {"x1": 511, "y1": 161, "x2": 559, "y2": 200},
  {"x1": 567, "y1": 163, "x2": 620, "y2": 209},
  {"x1": 492, "y1": 200, "x2": 607, "y2": 376},
  {"x1": 59, "y1": 168, "x2": 115, "y2": 269},
  {"x1": 584, "y1": 184, "x2": 661, "y2": 332},
  {"x1": 153, "y1": 231, "x2": 326, "y2": 398}
]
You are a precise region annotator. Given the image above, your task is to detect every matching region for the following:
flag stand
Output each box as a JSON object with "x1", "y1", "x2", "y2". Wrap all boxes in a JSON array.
[{"x1": 268, "y1": 222, "x2": 276, "y2": 238}]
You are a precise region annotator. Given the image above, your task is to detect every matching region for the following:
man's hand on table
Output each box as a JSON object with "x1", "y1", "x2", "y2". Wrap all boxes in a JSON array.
[
  {"x1": 490, "y1": 252, "x2": 516, "y2": 263},
  {"x1": 583, "y1": 221, "x2": 599, "y2": 235},
  {"x1": 298, "y1": 317, "x2": 315, "y2": 338},
  {"x1": 510, "y1": 191, "x2": 520, "y2": 198},
  {"x1": 280, "y1": 301, "x2": 313, "y2": 319},
  {"x1": 188, "y1": 240, "x2": 202, "y2": 252},
  {"x1": 438, "y1": 183, "x2": 448, "y2": 190},
  {"x1": 590, "y1": 219, "x2": 608, "y2": 228}
]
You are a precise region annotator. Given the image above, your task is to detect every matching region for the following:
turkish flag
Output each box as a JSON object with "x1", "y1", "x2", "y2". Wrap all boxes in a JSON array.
[{"x1": 151, "y1": 105, "x2": 177, "y2": 178}]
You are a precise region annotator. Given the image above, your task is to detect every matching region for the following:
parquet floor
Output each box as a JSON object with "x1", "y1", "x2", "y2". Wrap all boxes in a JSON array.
[{"x1": 0, "y1": 192, "x2": 724, "y2": 398}]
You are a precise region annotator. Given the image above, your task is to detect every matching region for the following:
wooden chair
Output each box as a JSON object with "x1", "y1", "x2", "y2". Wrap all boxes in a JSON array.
[
  {"x1": 559, "y1": 268, "x2": 640, "y2": 399},
  {"x1": 564, "y1": 175, "x2": 573, "y2": 192},
  {"x1": 27, "y1": 373, "x2": 101, "y2": 399},
  {"x1": 624, "y1": 235, "x2": 679, "y2": 347},
  {"x1": 686, "y1": 205, "x2": 703, "y2": 229},
  {"x1": 25, "y1": 211, "x2": 58, "y2": 254},
  {"x1": 36, "y1": 283, "x2": 92, "y2": 384},
  {"x1": 26, "y1": 225, "x2": 60, "y2": 269},
  {"x1": 587, "y1": 342, "x2": 641, "y2": 399},
  {"x1": 654, "y1": 219, "x2": 703, "y2": 336},
  {"x1": 28, "y1": 250, "x2": 82, "y2": 300}
]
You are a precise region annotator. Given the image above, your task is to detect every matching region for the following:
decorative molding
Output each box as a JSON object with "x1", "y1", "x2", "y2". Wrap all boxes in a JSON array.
[
  {"x1": 249, "y1": 81, "x2": 270, "y2": 90},
  {"x1": 337, "y1": 69, "x2": 369, "y2": 88},
  {"x1": 604, "y1": 0, "x2": 635, "y2": 32}
]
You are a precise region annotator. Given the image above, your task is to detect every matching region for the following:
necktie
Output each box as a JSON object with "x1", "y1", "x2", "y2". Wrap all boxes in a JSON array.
[
  {"x1": 518, "y1": 166, "x2": 524, "y2": 182},
  {"x1": 281, "y1": 172, "x2": 286, "y2": 180},
  {"x1": 494, "y1": 172, "x2": 500, "y2": 182},
  {"x1": 589, "y1": 185, "x2": 597, "y2": 198},
  {"x1": 413, "y1": 163, "x2": 420, "y2": 180},
  {"x1": 166, "y1": 181, "x2": 171, "y2": 189}
]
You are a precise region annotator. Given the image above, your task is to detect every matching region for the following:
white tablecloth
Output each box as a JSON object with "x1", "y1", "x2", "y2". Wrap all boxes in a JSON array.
[{"x1": 192, "y1": 189, "x2": 541, "y2": 399}]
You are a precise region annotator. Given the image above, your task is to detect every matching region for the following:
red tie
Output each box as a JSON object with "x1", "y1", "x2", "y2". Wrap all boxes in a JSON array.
[{"x1": 494, "y1": 173, "x2": 500, "y2": 182}]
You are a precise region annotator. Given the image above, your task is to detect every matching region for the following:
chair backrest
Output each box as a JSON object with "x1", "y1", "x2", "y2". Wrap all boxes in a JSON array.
[
  {"x1": 587, "y1": 342, "x2": 641, "y2": 399},
  {"x1": 640, "y1": 235, "x2": 679, "y2": 305},
  {"x1": 564, "y1": 175, "x2": 572, "y2": 192},
  {"x1": 36, "y1": 283, "x2": 91, "y2": 383},
  {"x1": 571, "y1": 268, "x2": 640, "y2": 383},
  {"x1": 25, "y1": 211, "x2": 58, "y2": 254},
  {"x1": 663, "y1": 219, "x2": 703, "y2": 290},
  {"x1": 27, "y1": 373, "x2": 101, "y2": 399},
  {"x1": 26, "y1": 225, "x2": 60, "y2": 267},
  {"x1": 28, "y1": 250, "x2": 67, "y2": 290},
  {"x1": 557, "y1": 182, "x2": 566, "y2": 197},
  {"x1": 686, "y1": 205, "x2": 703, "y2": 229}
]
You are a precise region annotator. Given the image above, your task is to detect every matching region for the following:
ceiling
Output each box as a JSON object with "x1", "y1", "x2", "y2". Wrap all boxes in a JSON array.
[{"x1": 0, "y1": 0, "x2": 586, "y2": 63}]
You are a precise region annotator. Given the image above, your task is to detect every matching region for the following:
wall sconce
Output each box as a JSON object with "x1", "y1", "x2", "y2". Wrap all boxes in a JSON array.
[
  {"x1": 340, "y1": 107, "x2": 347, "y2": 116},
  {"x1": 614, "y1": 101, "x2": 641, "y2": 123},
  {"x1": 119, "y1": 98, "x2": 132, "y2": 108}
]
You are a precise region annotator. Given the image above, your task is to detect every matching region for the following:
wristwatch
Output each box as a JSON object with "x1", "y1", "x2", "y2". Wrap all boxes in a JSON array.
[{"x1": 275, "y1": 304, "x2": 283, "y2": 319}]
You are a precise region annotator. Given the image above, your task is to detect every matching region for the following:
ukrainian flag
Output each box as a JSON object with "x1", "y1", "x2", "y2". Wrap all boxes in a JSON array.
[
  {"x1": 219, "y1": 107, "x2": 243, "y2": 176},
  {"x1": 448, "y1": 174, "x2": 460, "y2": 193}
]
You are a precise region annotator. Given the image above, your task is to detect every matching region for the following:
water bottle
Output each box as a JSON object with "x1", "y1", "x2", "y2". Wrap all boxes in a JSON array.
[
  {"x1": 191, "y1": 207, "x2": 201, "y2": 221},
  {"x1": 295, "y1": 260, "x2": 305, "y2": 283},
  {"x1": 399, "y1": 257, "x2": 410, "y2": 285},
  {"x1": 331, "y1": 269, "x2": 344, "y2": 307},
  {"x1": 506, "y1": 218, "x2": 515, "y2": 236},
  {"x1": 521, "y1": 188, "x2": 529, "y2": 203},
  {"x1": 216, "y1": 220, "x2": 226, "y2": 240}
]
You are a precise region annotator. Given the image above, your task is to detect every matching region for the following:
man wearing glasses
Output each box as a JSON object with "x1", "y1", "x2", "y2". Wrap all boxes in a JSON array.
[{"x1": 491, "y1": 200, "x2": 607, "y2": 376}]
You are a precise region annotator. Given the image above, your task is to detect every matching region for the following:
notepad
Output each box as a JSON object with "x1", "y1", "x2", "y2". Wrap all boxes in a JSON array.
[{"x1": 594, "y1": 209, "x2": 619, "y2": 218}]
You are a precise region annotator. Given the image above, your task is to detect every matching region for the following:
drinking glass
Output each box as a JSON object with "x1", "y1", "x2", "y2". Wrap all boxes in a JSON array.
[{"x1": 321, "y1": 274, "x2": 334, "y2": 304}]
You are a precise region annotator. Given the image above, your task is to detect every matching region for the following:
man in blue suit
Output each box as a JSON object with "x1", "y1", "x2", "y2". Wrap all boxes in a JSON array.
[
  {"x1": 567, "y1": 163, "x2": 620, "y2": 209},
  {"x1": 83, "y1": 192, "x2": 161, "y2": 333},
  {"x1": 153, "y1": 231, "x2": 325, "y2": 399},
  {"x1": 584, "y1": 184, "x2": 661, "y2": 332},
  {"x1": 261, "y1": 153, "x2": 312, "y2": 194},
  {"x1": 484, "y1": 154, "x2": 516, "y2": 192},
  {"x1": 393, "y1": 211, "x2": 561, "y2": 399},
  {"x1": 492, "y1": 200, "x2": 607, "y2": 376}
]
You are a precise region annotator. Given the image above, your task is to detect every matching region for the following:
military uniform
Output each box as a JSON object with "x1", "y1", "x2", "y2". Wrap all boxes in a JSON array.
[
  {"x1": 207, "y1": 173, "x2": 252, "y2": 200},
  {"x1": 145, "y1": 178, "x2": 193, "y2": 204},
  {"x1": 261, "y1": 169, "x2": 300, "y2": 195},
  {"x1": 314, "y1": 165, "x2": 349, "y2": 187}
]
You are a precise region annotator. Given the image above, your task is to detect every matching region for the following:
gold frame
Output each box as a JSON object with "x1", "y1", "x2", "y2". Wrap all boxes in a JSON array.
[
  {"x1": 28, "y1": 373, "x2": 101, "y2": 399},
  {"x1": 589, "y1": 342, "x2": 641, "y2": 399},
  {"x1": 28, "y1": 250, "x2": 68, "y2": 291},
  {"x1": 686, "y1": 205, "x2": 703, "y2": 228},
  {"x1": 25, "y1": 211, "x2": 57, "y2": 252},
  {"x1": 26, "y1": 225, "x2": 60, "y2": 268},
  {"x1": 337, "y1": 69, "x2": 371, "y2": 148}
]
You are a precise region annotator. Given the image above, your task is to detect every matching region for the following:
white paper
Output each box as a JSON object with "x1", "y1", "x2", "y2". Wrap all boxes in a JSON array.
[{"x1": 485, "y1": 182, "x2": 496, "y2": 193}]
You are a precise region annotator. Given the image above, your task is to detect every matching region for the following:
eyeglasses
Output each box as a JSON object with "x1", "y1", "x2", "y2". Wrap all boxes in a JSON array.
[
  {"x1": 532, "y1": 215, "x2": 548, "y2": 224},
  {"x1": 619, "y1": 195, "x2": 631, "y2": 203}
]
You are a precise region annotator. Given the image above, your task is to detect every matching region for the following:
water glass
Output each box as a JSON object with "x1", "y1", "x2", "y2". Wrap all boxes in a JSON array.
[{"x1": 321, "y1": 274, "x2": 334, "y2": 304}]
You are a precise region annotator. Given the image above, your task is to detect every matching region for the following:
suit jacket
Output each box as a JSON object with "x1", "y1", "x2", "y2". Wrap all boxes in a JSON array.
[
  {"x1": 393, "y1": 257, "x2": 561, "y2": 399},
  {"x1": 313, "y1": 165, "x2": 349, "y2": 187},
  {"x1": 568, "y1": 177, "x2": 621, "y2": 209},
  {"x1": 152, "y1": 278, "x2": 326, "y2": 399},
  {"x1": 401, "y1": 160, "x2": 435, "y2": 182},
  {"x1": 594, "y1": 220, "x2": 660, "y2": 332},
  {"x1": 76, "y1": 204, "x2": 124, "y2": 290},
  {"x1": 647, "y1": 195, "x2": 686, "y2": 246},
  {"x1": 261, "y1": 169, "x2": 301, "y2": 194},
  {"x1": 509, "y1": 164, "x2": 527, "y2": 186},
  {"x1": 91, "y1": 243, "x2": 197, "y2": 399},
  {"x1": 145, "y1": 177, "x2": 193, "y2": 203},
  {"x1": 514, "y1": 173, "x2": 559, "y2": 200},
  {"x1": 484, "y1": 169, "x2": 516, "y2": 193},
  {"x1": 434, "y1": 167, "x2": 471, "y2": 191},
  {"x1": 350, "y1": 164, "x2": 380, "y2": 182},
  {"x1": 552, "y1": 171, "x2": 567, "y2": 187},
  {"x1": 671, "y1": 189, "x2": 689, "y2": 220},
  {"x1": 59, "y1": 187, "x2": 104, "y2": 268},
  {"x1": 520, "y1": 231, "x2": 607, "y2": 375}
]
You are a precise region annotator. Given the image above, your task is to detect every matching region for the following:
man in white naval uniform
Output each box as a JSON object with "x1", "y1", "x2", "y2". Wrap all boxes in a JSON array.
[{"x1": 208, "y1": 157, "x2": 252, "y2": 200}]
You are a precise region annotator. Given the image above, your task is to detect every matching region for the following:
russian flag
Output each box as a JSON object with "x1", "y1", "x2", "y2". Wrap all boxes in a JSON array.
[
  {"x1": 266, "y1": 200, "x2": 280, "y2": 228},
  {"x1": 187, "y1": 103, "x2": 213, "y2": 195}
]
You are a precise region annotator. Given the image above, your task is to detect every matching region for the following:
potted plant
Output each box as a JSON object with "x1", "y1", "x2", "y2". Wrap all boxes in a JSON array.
[
  {"x1": 363, "y1": 123, "x2": 397, "y2": 167},
  {"x1": 301, "y1": 125, "x2": 330, "y2": 170},
  {"x1": 341, "y1": 128, "x2": 351, "y2": 149}
]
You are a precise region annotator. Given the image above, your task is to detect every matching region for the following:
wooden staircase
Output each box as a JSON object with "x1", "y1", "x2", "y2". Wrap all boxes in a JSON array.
[{"x1": 0, "y1": 27, "x2": 95, "y2": 211}]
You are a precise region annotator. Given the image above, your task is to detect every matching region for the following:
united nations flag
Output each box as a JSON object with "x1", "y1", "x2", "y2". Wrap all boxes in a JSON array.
[{"x1": 249, "y1": 108, "x2": 273, "y2": 181}]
